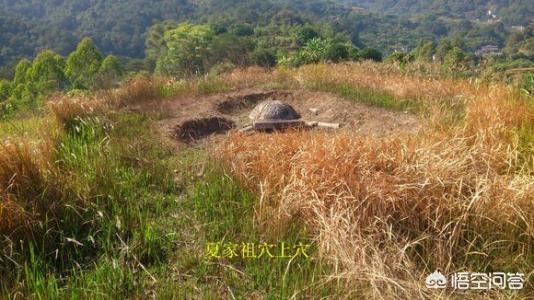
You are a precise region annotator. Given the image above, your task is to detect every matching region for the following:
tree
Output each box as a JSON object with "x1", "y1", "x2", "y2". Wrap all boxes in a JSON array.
[
  {"x1": 98, "y1": 55, "x2": 123, "y2": 89},
  {"x1": 518, "y1": 37, "x2": 534, "y2": 58},
  {"x1": 419, "y1": 15, "x2": 448, "y2": 36},
  {"x1": 209, "y1": 34, "x2": 254, "y2": 67},
  {"x1": 65, "y1": 37, "x2": 103, "y2": 89},
  {"x1": 444, "y1": 47, "x2": 466, "y2": 70},
  {"x1": 12, "y1": 59, "x2": 31, "y2": 88},
  {"x1": 145, "y1": 20, "x2": 179, "y2": 71},
  {"x1": 155, "y1": 22, "x2": 215, "y2": 77},
  {"x1": 26, "y1": 50, "x2": 66, "y2": 94},
  {"x1": 504, "y1": 32, "x2": 524, "y2": 55}
]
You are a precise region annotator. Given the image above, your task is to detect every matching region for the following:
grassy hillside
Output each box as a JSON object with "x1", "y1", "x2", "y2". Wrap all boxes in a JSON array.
[{"x1": 0, "y1": 62, "x2": 532, "y2": 298}]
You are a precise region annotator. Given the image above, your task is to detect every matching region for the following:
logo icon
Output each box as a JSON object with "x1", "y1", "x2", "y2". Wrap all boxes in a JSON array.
[{"x1": 426, "y1": 270, "x2": 447, "y2": 289}]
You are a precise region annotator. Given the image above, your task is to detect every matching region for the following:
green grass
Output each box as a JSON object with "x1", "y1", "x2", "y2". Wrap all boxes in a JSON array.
[
  {"x1": 159, "y1": 76, "x2": 232, "y2": 98},
  {"x1": 196, "y1": 76, "x2": 232, "y2": 95},
  {"x1": 308, "y1": 81, "x2": 421, "y2": 113},
  {"x1": 1, "y1": 108, "x2": 335, "y2": 298},
  {"x1": 303, "y1": 80, "x2": 470, "y2": 126},
  {"x1": 0, "y1": 111, "x2": 179, "y2": 297},
  {"x1": 0, "y1": 114, "x2": 51, "y2": 140},
  {"x1": 166, "y1": 155, "x2": 337, "y2": 298}
]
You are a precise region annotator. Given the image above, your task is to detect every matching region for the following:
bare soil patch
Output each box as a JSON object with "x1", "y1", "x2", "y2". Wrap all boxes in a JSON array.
[
  {"x1": 156, "y1": 89, "x2": 421, "y2": 144},
  {"x1": 174, "y1": 116, "x2": 235, "y2": 142}
]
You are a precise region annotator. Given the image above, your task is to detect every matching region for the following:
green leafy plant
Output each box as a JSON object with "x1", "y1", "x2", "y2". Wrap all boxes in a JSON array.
[
  {"x1": 155, "y1": 22, "x2": 214, "y2": 77},
  {"x1": 65, "y1": 38, "x2": 104, "y2": 89}
]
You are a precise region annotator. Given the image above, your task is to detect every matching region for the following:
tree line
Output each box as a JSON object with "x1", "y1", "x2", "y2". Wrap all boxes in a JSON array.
[
  {"x1": 1, "y1": 0, "x2": 532, "y2": 73},
  {"x1": 0, "y1": 38, "x2": 122, "y2": 116},
  {"x1": 147, "y1": 21, "x2": 383, "y2": 78}
]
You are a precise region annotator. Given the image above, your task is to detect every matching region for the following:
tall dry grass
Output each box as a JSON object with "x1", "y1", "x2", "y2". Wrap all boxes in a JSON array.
[
  {"x1": 2, "y1": 61, "x2": 529, "y2": 297},
  {"x1": 0, "y1": 94, "x2": 106, "y2": 259},
  {"x1": 0, "y1": 139, "x2": 68, "y2": 241},
  {"x1": 218, "y1": 63, "x2": 534, "y2": 298}
]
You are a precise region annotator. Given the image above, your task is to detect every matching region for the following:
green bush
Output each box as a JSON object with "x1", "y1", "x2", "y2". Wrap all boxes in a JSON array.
[
  {"x1": 229, "y1": 23, "x2": 254, "y2": 37},
  {"x1": 0, "y1": 80, "x2": 10, "y2": 101},
  {"x1": 251, "y1": 47, "x2": 277, "y2": 68},
  {"x1": 326, "y1": 43, "x2": 349, "y2": 62},
  {"x1": 296, "y1": 25, "x2": 319, "y2": 46},
  {"x1": 360, "y1": 48, "x2": 383, "y2": 62},
  {"x1": 348, "y1": 47, "x2": 361, "y2": 61}
]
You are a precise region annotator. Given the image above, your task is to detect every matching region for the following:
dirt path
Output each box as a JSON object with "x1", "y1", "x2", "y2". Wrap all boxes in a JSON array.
[{"x1": 154, "y1": 89, "x2": 421, "y2": 144}]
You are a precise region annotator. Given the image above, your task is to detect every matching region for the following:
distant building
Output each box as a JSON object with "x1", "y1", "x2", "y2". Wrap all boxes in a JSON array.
[
  {"x1": 511, "y1": 26, "x2": 525, "y2": 32},
  {"x1": 475, "y1": 45, "x2": 502, "y2": 56}
]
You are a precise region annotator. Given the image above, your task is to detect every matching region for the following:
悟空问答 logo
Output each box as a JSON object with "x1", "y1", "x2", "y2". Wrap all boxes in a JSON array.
[{"x1": 426, "y1": 270, "x2": 447, "y2": 289}]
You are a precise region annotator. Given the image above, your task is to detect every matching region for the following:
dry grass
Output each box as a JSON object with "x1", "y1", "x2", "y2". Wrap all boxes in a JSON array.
[
  {"x1": 100, "y1": 75, "x2": 171, "y2": 107},
  {"x1": 218, "y1": 63, "x2": 534, "y2": 298},
  {"x1": 48, "y1": 95, "x2": 107, "y2": 130},
  {"x1": 3, "y1": 61, "x2": 530, "y2": 297},
  {"x1": 0, "y1": 139, "x2": 64, "y2": 240},
  {"x1": 0, "y1": 93, "x2": 104, "y2": 243}
]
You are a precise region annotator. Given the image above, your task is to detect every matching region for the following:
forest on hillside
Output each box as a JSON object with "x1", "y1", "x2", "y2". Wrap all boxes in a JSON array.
[
  {"x1": 350, "y1": 0, "x2": 533, "y2": 25},
  {"x1": 0, "y1": 0, "x2": 532, "y2": 71},
  {"x1": 1, "y1": 0, "x2": 533, "y2": 115}
]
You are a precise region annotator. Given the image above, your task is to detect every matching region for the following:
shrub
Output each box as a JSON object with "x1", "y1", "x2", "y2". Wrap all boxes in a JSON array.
[
  {"x1": 348, "y1": 47, "x2": 360, "y2": 61},
  {"x1": 251, "y1": 47, "x2": 277, "y2": 68},
  {"x1": 229, "y1": 23, "x2": 254, "y2": 37},
  {"x1": 359, "y1": 48, "x2": 383, "y2": 62},
  {"x1": 443, "y1": 47, "x2": 467, "y2": 70},
  {"x1": 296, "y1": 25, "x2": 319, "y2": 46},
  {"x1": 325, "y1": 43, "x2": 349, "y2": 62},
  {"x1": 0, "y1": 80, "x2": 10, "y2": 101}
]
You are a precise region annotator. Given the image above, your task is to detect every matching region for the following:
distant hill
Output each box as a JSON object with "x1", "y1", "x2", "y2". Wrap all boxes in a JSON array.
[
  {"x1": 0, "y1": 0, "x2": 347, "y2": 66},
  {"x1": 0, "y1": 0, "x2": 197, "y2": 64},
  {"x1": 0, "y1": 0, "x2": 531, "y2": 69}
]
